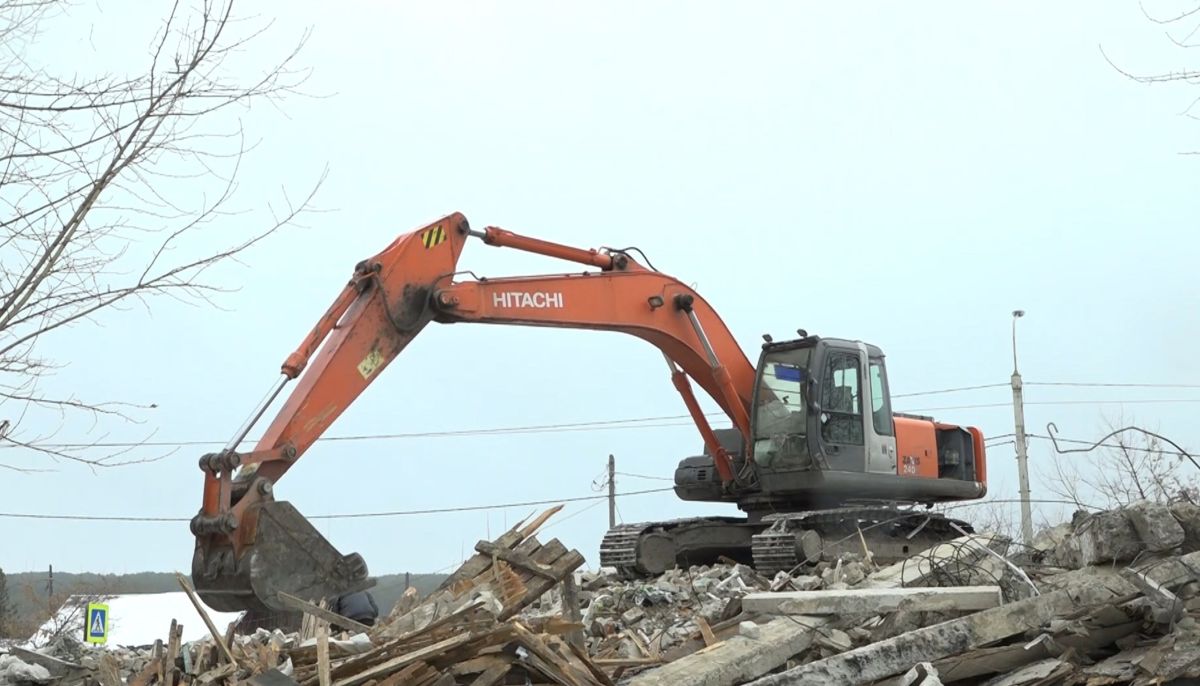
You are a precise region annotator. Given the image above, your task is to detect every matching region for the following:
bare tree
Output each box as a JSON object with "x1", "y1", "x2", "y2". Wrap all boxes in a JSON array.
[
  {"x1": 1104, "y1": 2, "x2": 1200, "y2": 140},
  {"x1": 0, "y1": 0, "x2": 323, "y2": 470},
  {"x1": 14, "y1": 578, "x2": 114, "y2": 648},
  {"x1": 1040, "y1": 412, "x2": 1199, "y2": 510}
]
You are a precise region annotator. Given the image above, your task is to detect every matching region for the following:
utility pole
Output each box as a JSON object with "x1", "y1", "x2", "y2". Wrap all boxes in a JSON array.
[
  {"x1": 607, "y1": 454, "x2": 616, "y2": 528},
  {"x1": 1011, "y1": 310, "x2": 1034, "y2": 546}
]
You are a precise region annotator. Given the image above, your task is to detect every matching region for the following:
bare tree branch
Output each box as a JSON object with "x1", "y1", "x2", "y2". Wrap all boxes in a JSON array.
[{"x1": 0, "y1": 0, "x2": 322, "y2": 470}]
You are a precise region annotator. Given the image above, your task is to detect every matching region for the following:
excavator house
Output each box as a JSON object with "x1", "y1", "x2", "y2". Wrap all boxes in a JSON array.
[{"x1": 190, "y1": 212, "x2": 988, "y2": 616}]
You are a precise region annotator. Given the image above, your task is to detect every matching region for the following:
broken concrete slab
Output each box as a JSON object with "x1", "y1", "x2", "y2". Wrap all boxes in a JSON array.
[
  {"x1": 627, "y1": 535, "x2": 1001, "y2": 686},
  {"x1": 859, "y1": 534, "x2": 1006, "y2": 589},
  {"x1": 1173, "y1": 501, "x2": 1200, "y2": 553},
  {"x1": 742, "y1": 586, "x2": 1002, "y2": 616},
  {"x1": 624, "y1": 615, "x2": 827, "y2": 686},
  {"x1": 1062, "y1": 508, "x2": 1143, "y2": 567},
  {"x1": 1126, "y1": 499, "x2": 1186, "y2": 552},
  {"x1": 743, "y1": 585, "x2": 1112, "y2": 686},
  {"x1": 977, "y1": 658, "x2": 1070, "y2": 686}
]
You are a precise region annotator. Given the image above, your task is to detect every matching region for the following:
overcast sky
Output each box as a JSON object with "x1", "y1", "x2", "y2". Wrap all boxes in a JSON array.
[{"x1": 2, "y1": 1, "x2": 1197, "y2": 579}]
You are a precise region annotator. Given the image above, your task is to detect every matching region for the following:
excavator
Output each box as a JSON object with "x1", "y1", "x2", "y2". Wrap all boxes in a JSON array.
[{"x1": 190, "y1": 212, "x2": 988, "y2": 616}]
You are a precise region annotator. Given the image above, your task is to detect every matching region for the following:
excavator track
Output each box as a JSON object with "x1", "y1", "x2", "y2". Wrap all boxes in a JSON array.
[
  {"x1": 600, "y1": 507, "x2": 975, "y2": 579},
  {"x1": 751, "y1": 506, "x2": 974, "y2": 575},
  {"x1": 599, "y1": 516, "x2": 756, "y2": 577}
]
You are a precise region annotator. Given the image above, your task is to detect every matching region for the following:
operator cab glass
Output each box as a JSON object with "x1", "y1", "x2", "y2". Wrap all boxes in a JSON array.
[{"x1": 752, "y1": 345, "x2": 812, "y2": 469}]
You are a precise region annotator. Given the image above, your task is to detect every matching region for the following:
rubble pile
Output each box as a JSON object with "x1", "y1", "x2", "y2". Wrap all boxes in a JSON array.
[
  {"x1": 574, "y1": 562, "x2": 772, "y2": 658},
  {"x1": 10, "y1": 499, "x2": 1200, "y2": 685},
  {"x1": 615, "y1": 499, "x2": 1200, "y2": 686},
  {"x1": 559, "y1": 555, "x2": 872, "y2": 664},
  {"x1": 1, "y1": 505, "x2": 611, "y2": 686}
]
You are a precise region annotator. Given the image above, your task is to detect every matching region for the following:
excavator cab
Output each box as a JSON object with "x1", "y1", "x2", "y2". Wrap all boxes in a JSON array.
[
  {"x1": 750, "y1": 334, "x2": 986, "y2": 503},
  {"x1": 675, "y1": 333, "x2": 986, "y2": 509}
]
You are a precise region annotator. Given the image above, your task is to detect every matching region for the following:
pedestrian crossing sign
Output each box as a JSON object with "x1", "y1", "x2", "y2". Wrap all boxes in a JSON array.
[{"x1": 85, "y1": 602, "x2": 108, "y2": 644}]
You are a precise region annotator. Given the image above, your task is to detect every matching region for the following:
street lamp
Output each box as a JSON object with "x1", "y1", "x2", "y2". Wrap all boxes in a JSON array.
[{"x1": 1010, "y1": 310, "x2": 1033, "y2": 545}]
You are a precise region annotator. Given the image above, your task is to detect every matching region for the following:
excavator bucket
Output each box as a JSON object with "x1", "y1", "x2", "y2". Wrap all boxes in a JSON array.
[{"x1": 192, "y1": 499, "x2": 372, "y2": 615}]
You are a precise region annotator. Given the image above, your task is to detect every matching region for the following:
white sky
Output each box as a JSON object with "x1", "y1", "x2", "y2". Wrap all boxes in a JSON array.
[{"x1": 1, "y1": 1, "x2": 1198, "y2": 577}]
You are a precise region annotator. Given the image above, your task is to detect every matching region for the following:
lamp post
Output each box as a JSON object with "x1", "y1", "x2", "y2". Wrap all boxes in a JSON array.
[{"x1": 1011, "y1": 309, "x2": 1034, "y2": 545}]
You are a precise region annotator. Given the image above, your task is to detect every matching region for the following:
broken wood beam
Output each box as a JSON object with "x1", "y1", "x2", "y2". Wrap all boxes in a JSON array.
[
  {"x1": 742, "y1": 586, "x2": 1002, "y2": 616},
  {"x1": 561, "y1": 572, "x2": 586, "y2": 652},
  {"x1": 175, "y1": 572, "x2": 239, "y2": 667},
  {"x1": 278, "y1": 591, "x2": 373, "y2": 635},
  {"x1": 475, "y1": 540, "x2": 558, "y2": 579}
]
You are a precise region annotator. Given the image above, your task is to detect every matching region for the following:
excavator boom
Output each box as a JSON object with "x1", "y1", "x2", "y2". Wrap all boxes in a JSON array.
[{"x1": 191, "y1": 213, "x2": 765, "y2": 614}]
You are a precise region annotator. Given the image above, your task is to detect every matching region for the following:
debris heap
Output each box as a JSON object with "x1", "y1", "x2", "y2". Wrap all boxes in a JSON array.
[
  {"x1": 10, "y1": 499, "x2": 1200, "y2": 685},
  {"x1": 3, "y1": 505, "x2": 610, "y2": 686},
  {"x1": 616, "y1": 499, "x2": 1200, "y2": 686}
]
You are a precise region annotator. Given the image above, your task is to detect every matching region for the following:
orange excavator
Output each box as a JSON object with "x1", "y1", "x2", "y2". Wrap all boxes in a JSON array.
[{"x1": 190, "y1": 213, "x2": 988, "y2": 616}]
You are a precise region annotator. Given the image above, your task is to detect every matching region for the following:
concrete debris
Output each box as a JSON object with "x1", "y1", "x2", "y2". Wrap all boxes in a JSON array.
[
  {"x1": 740, "y1": 586, "x2": 1002, "y2": 616},
  {"x1": 23, "y1": 500, "x2": 1200, "y2": 686},
  {"x1": 572, "y1": 560, "x2": 779, "y2": 661},
  {"x1": 618, "y1": 501, "x2": 1200, "y2": 686},
  {"x1": 0, "y1": 655, "x2": 53, "y2": 686},
  {"x1": 1125, "y1": 500, "x2": 1186, "y2": 552},
  {"x1": 1045, "y1": 499, "x2": 1200, "y2": 569},
  {"x1": 898, "y1": 662, "x2": 943, "y2": 686}
]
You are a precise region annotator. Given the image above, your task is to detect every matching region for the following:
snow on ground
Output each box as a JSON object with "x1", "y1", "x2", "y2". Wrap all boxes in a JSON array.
[{"x1": 25, "y1": 592, "x2": 244, "y2": 649}]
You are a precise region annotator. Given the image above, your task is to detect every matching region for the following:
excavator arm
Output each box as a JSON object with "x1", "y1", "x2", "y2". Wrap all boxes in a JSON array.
[{"x1": 191, "y1": 212, "x2": 760, "y2": 615}]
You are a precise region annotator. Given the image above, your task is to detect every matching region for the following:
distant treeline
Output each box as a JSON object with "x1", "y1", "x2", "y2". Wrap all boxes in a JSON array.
[{"x1": 1, "y1": 570, "x2": 448, "y2": 638}]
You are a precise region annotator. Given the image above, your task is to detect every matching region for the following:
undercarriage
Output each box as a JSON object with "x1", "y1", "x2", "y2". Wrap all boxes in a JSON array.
[{"x1": 598, "y1": 505, "x2": 975, "y2": 578}]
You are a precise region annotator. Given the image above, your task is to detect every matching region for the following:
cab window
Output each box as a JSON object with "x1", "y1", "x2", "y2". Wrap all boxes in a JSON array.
[
  {"x1": 820, "y1": 352, "x2": 863, "y2": 445},
  {"x1": 869, "y1": 358, "x2": 894, "y2": 436}
]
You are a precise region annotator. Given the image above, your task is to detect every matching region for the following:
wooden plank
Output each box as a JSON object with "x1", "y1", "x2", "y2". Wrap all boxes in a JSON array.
[
  {"x1": 165, "y1": 623, "x2": 181, "y2": 686},
  {"x1": 561, "y1": 573, "x2": 586, "y2": 652},
  {"x1": 176, "y1": 572, "x2": 239, "y2": 667},
  {"x1": 452, "y1": 656, "x2": 513, "y2": 676},
  {"x1": 566, "y1": 640, "x2": 619, "y2": 686},
  {"x1": 128, "y1": 657, "x2": 162, "y2": 686},
  {"x1": 196, "y1": 662, "x2": 238, "y2": 686},
  {"x1": 519, "y1": 505, "x2": 564, "y2": 538},
  {"x1": 476, "y1": 540, "x2": 558, "y2": 579},
  {"x1": 695, "y1": 617, "x2": 718, "y2": 648},
  {"x1": 97, "y1": 654, "x2": 122, "y2": 686},
  {"x1": 510, "y1": 623, "x2": 588, "y2": 686},
  {"x1": 317, "y1": 622, "x2": 332, "y2": 686},
  {"x1": 331, "y1": 634, "x2": 474, "y2": 686},
  {"x1": 499, "y1": 548, "x2": 585, "y2": 621},
  {"x1": 593, "y1": 658, "x2": 665, "y2": 667},
  {"x1": 278, "y1": 591, "x2": 373, "y2": 635},
  {"x1": 467, "y1": 664, "x2": 511, "y2": 686}
]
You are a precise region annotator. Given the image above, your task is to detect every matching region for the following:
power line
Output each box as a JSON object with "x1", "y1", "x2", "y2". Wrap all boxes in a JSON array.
[
  {"x1": 0, "y1": 487, "x2": 674, "y2": 523},
  {"x1": 891, "y1": 380, "x2": 1200, "y2": 399},
  {"x1": 902, "y1": 398, "x2": 1200, "y2": 412},
  {"x1": 1029, "y1": 381, "x2": 1200, "y2": 390},
  {"x1": 614, "y1": 471, "x2": 674, "y2": 482},
  {"x1": 0, "y1": 415, "x2": 723, "y2": 450},
  {"x1": 891, "y1": 383, "x2": 1009, "y2": 399}
]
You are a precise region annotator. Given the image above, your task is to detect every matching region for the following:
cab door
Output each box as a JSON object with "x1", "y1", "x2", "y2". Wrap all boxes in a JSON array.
[
  {"x1": 865, "y1": 353, "x2": 898, "y2": 474},
  {"x1": 814, "y1": 345, "x2": 867, "y2": 472},
  {"x1": 813, "y1": 342, "x2": 897, "y2": 475}
]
